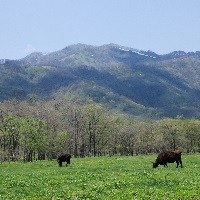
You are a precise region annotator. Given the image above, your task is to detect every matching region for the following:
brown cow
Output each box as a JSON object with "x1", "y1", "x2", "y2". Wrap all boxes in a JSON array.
[
  {"x1": 57, "y1": 154, "x2": 71, "y2": 167},
  {"x1": 153, "y1": 150, "x2": 183, "y2": 168}
]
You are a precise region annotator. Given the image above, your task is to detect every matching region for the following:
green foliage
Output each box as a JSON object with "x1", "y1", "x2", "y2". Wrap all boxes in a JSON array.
[
  {"x1": 0, "y1": 155, "x2": 200, "y2": 199},
  {"x1": 19, "y1": 117, "x2": 47, "y2": 153},
  {"x1": 182, "y1": 119, "x2": 200, "y2": 152},
  {"x1": 1, "y1": 98, "x2": 200, "y2": 159},
  {"x1": 55, "y1": 131, "x2": 69, "y2": 154},
  {"x1": 0, "y1": 113, "x2": 48, "y2": 161},
  {"x1": 0, "y1": 114, "x2": 20, "y2": 157},
  {"x1": 24, "y1": 66, "x2": 51, "y2": 83}
]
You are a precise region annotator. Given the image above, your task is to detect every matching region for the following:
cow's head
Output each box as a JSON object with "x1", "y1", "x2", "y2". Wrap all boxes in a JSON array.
[{"x1": 153, "y1": 162, "x2": 159, "y2": 168}]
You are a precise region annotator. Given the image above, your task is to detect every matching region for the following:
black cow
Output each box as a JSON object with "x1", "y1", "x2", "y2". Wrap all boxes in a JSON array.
[
  {"x1": 57, "y1": 154, "x2": 71, "y2": 167},
  {"x1": 153, "y1": 150, "x2": 183, "y2": 168}
]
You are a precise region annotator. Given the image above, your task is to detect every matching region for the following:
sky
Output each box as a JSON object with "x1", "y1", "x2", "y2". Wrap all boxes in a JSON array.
[{"x1": 0, "y1": 0, "x2": 200, "y2": 59}]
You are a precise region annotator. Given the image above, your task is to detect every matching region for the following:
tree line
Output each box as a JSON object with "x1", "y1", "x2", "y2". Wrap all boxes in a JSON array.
[{"x1": 0, "y1": 92, "x2": 200, "y2": 162}]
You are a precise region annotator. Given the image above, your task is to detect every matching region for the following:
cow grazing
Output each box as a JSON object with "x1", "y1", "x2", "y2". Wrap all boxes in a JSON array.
[
  {"x1": 57, "y1": 154, "x2": 71, "y2": 167},
  {"x1": 153, "y1": 150, "x2": 183, "y2": 168}
]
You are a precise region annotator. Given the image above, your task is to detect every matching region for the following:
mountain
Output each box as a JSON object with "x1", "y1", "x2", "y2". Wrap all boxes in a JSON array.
[{"x1": 1, "y1": 43, "x2": 200, "y2": 119}]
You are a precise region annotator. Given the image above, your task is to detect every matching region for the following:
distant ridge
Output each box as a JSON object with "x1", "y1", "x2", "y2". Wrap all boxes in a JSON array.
[{"x1": 0, "y1": 43, "x2": 200, "y2": 118}]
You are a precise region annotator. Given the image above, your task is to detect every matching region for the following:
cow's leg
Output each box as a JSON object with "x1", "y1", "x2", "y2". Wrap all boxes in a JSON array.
[
  {"x1": 176, "y1": 161, "x2": 179, "y2": 168},
  {"x1": 164, "y1": 163, "x2": 168, "y2": 167},
  {"x1": 180, "y1": 160, "x2": 183, "y2": 168},
  {"x1": 59, "y1": 161, "x2": 62, "y2": 167},
  {"x1": 66, "y1": 162, "x2": 68, "y2": 167}
]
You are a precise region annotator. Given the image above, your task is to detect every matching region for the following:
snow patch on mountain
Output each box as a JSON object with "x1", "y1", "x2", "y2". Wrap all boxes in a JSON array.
[{"x1": 118, "y1": 47, "x2": 156, "y2": 59}]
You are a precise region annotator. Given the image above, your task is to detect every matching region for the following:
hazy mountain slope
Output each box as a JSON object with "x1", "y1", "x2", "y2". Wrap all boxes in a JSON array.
[{"x1": 1, "y1": 44, "x2": 200, "y2": 118}]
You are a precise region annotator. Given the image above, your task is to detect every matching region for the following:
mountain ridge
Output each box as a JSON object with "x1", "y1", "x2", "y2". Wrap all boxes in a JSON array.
[{"x1": 1, "y1": 43, "x2": 200, "y2": 119}]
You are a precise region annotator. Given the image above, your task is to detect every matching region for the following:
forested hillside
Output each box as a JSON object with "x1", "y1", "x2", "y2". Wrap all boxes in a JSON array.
[{"x1": 1, "y1": 44, "x2": 200, "y2": 118}]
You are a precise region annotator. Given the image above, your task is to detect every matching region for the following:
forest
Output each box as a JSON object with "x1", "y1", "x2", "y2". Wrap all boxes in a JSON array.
[{"x1": 0, "y1": 91, "x2": 200, "y2": 162}]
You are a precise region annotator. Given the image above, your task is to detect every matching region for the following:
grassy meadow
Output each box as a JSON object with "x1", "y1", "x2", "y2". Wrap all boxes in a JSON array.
[{"x1": 0, "y1": 154, "x2": 200, "y2": 200}]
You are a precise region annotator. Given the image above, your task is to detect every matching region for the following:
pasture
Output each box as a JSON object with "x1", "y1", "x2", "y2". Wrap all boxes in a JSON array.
[{"x1": 0, "y1": 154, "x2": 200, "y2": 200}]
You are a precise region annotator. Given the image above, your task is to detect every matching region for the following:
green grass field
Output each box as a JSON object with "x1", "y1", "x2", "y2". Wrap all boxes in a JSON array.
[{"x1": 0, "y1": 154, "x2": 200, "y2": 200}]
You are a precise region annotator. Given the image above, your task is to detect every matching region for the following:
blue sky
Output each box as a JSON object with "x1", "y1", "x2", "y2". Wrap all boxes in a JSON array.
[{"x1": 1, "y1": 0, "x2": 200, "y2": 59}]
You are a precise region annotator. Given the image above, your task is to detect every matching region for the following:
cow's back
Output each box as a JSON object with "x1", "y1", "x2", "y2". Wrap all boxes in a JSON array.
[
  {"x1": 58, "y1": 154, "x2": 71, "y2": 161},
  {"x1": 157, "y1": 150, "x2": 181, "y2": 163}
]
